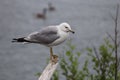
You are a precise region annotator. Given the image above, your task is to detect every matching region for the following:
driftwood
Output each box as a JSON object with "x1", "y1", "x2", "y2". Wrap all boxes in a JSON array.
[{"x1": 38, "y1": 55, "x2": 58, "y2": 80}]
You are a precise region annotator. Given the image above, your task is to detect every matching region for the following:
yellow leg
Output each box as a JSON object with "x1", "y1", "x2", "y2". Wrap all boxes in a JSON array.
[{"x1": 50, "y1": 47, "x2": 53, "y2": 60}]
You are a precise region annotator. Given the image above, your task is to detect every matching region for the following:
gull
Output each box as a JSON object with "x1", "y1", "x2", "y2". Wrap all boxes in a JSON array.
[{"x1": 12, "y1": 22, "x2": 75, "y2": 62}]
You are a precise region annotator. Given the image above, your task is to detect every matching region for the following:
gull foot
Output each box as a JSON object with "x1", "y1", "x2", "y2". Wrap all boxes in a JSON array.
[{"x1": 51, "y1": 55, "x2": 58, "y2": 64}]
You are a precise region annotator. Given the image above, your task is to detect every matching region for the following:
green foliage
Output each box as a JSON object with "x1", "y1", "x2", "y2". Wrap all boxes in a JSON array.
[
  {"x1": 52, "y1": 42, "x2": 90, "y2": 80},
  {"x1": 51, "y1": 38, "x2": 120, "y2": 80},
  {"x1": 52, "y1": 70, "x2": 59, "y2": 80},
  {"x1": 38, "y1": 38, "x2": 119, "y2": 80},
  {"x1": 87, "y1": 39, "x2": 116, "y2": 80},
  {"x1": 60, "y1": 42, "x2": 82, "y2": 80},
  {"x1": 36, "y1": 38, "x2": 119, "y2": 80},
  {"x1": 35, "y1": 72, "x2": 41, "y2": 77}
]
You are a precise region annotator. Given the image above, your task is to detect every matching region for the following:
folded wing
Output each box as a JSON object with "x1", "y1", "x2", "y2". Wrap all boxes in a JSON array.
[{"x1": 26, "y1": 26, "x2": 60, "y2": 45}]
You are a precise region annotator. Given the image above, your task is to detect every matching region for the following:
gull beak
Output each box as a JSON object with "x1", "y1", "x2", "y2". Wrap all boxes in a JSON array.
[{"x1": 69, "y1": 30, "x2": 75, "y2": 34}]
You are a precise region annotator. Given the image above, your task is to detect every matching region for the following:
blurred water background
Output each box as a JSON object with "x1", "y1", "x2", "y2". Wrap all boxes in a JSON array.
[{"x1": 0, "y1": 0, "x2": 120, "y2": 80}]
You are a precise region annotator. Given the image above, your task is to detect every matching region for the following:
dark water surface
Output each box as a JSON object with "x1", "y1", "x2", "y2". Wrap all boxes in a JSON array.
[{"x1": 0, "y1": 0, "x2": 119, "y2": 80}]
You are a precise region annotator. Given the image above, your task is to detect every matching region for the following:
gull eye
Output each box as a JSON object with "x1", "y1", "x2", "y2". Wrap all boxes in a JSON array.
[{"x1": 65, "y1": 26, "x2": 68, "y2": 28}]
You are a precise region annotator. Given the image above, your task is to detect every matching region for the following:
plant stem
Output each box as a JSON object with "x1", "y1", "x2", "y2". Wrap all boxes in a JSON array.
[{"x1": 114, "y1": 4, "x2": 119, "y2": 80}]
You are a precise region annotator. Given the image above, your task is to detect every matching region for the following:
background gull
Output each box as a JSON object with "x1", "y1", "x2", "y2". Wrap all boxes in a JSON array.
[{"x1": 12, "y1": 22, "x2": 75, "y2": 62}]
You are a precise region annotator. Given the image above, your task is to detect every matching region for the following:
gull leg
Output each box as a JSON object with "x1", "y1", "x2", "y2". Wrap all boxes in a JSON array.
[
  {"x1": 50, "y1": 47, "x2": 59, "y2": 64},
  {"x1": 50, "y1": 47, "x2": 53, "y2": 60}
]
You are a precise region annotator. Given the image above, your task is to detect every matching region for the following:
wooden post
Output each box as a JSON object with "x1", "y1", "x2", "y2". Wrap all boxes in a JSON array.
[{"x1": 38, "y1": 55, "x2": 58, "y2": 80}]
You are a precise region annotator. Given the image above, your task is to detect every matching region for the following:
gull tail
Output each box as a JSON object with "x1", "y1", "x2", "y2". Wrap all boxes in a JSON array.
[{"x1": 12, "y1": 37, "x2": 28, "y2": 43}]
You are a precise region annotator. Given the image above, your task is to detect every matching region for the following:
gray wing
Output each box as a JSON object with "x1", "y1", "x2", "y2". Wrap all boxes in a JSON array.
[{"x1": 27, "y1": 26, "x2": 60, "y2": 44}]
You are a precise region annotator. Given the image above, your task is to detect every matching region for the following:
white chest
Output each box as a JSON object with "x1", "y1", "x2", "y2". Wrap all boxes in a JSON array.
[{"x1": 49, "y1": 31, "x2": 69, "y2": 46}]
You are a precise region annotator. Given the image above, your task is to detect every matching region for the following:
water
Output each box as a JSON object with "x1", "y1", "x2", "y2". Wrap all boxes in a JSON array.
[{"x1": 0, "y1": 0, "x2": 119, "y2": 80}]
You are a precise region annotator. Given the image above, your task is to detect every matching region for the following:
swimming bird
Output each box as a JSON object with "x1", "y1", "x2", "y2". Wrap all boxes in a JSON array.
[
  {"x1": 48, "y1": 2, "x2": 55, "y2": 11},
  {"x1": 36, "y1": 8, "x2": 47, "y2": 19},
  {"x1": 12, "y1": 22, "x2": 75, "y2": 62}
]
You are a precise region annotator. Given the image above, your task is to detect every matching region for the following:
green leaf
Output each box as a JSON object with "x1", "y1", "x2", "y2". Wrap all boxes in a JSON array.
[
  {"x1": 35, "y1": 72, "x2": 41, "y2": 77},
  {"x1": 66, "y1": 50, "x2": 71, "y2": 56},
  {"x1": 76, "y1": 52, "x2": 81, "y2": 57}
]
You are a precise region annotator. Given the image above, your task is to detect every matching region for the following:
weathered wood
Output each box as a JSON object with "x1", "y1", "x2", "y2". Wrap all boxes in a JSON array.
[{"x1": 38, "y1": 55, "x2": 58, "y2": 80}]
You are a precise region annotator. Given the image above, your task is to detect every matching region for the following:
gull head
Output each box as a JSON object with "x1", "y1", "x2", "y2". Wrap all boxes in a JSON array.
[{"x1": 59, "y1": 22, "x2": 75, "y2": 34}]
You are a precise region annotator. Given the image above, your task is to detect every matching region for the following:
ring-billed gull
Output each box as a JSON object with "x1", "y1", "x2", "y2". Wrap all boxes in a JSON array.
[{"x1": 12, "y1": 22, "x2": 75, "y2": 62}]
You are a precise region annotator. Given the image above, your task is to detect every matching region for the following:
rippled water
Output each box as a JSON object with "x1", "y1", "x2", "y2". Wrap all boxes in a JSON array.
[{"x1": 0, "y1": 0, "x2": 119, "y2": 80}]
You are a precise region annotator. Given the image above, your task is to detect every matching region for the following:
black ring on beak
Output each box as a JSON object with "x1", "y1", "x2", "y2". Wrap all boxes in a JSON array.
[{"x1": 70, "y1": 30, "x2": 75, "y2": 34}]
